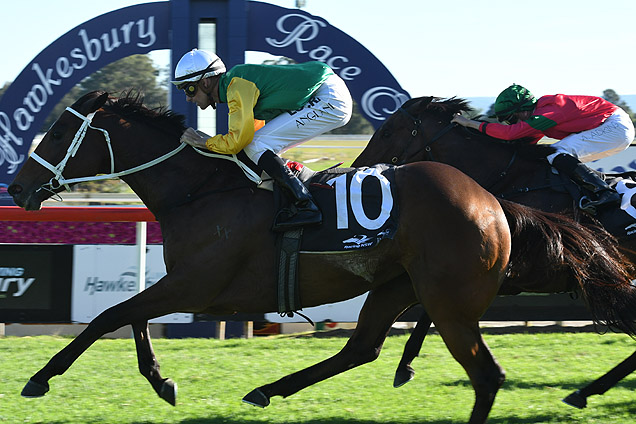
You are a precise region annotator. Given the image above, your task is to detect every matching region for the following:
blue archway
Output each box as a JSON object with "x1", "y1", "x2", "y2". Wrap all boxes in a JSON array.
[{"x1": 0, "y1": 0, "x2": 409, "y2": 204}]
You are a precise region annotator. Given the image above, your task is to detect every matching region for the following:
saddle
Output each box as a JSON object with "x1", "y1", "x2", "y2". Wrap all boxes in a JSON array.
[
  {"x1": 545, "y1": 167, "x2": 636, "y2": 241},
  {"x1": 256, "y1": 160, "x2": 400, "y2": 316}
]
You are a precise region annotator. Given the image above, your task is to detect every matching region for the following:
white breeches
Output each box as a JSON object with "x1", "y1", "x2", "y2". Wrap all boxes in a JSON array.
[
  {"x1": 243, "y1": 74, "x2": 353, "y2": 164},
  {"x1": 547, "y1": 108, "x2": 635, "y2": 164}
]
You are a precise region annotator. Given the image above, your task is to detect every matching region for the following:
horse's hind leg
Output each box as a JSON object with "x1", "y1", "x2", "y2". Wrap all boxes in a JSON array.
[
  {"x1": 562, "y1": 349, "x2": 636, "y2": 409},
  {"x1": 131, "y1": 321, "x2": 177, "y2": 405},
  {"x1": 434, "y1": 319, "x2": 505, "y2": 424},
  {"x1": 394, "y1": 309, "x2": 432, "y2": 388},
  {"x1": 243, "y1": 275, "x2": 416, "y2": 407}
]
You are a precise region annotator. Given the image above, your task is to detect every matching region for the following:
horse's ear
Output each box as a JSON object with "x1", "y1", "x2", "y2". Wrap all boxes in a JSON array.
[
  {"x1": 73, "y1": 91, "x2": 110, "y2": 115},
  {"x1": 85, "y1": 91, "x2": 109, "y2": 113}
]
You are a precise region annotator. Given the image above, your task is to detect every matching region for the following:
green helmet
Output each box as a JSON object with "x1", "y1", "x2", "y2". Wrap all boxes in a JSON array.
[{"x1": 491, "y1": 84, "x2": 537, "y2": 122}]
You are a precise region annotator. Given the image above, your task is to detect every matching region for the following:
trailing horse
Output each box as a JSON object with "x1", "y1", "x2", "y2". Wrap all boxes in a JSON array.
[
  {"x1": 8, "y1": 91, "x2": 635, "y2": 423},
  {"x1": 352, "y1": 95, "x2": 636, "y2": 406}
]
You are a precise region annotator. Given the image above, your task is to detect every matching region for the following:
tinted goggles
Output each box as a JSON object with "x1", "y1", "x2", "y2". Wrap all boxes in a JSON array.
[{"x1": 179, "y1": 82, "x2": 199, "y2": 98}]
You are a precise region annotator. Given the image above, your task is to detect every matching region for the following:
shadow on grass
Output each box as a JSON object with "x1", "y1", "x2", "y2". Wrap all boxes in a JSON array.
[{"x1": 437, "y1": 376, "x2": 636, "y2": 392}]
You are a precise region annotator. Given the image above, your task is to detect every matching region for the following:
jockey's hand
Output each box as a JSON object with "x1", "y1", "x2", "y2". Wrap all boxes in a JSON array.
[
  {"x1": 180, "y1": 127, "x2": 210, "y2": 149},
  {"x1": 451, "y1": 113, "x2": 471, "y2": 127},
  {"x1": 451, "y1": 113, "x2": 481, "y2": 130}
]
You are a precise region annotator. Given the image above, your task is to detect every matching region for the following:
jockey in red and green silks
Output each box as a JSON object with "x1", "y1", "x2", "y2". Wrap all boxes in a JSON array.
[{"x1": 452, "y1": 83, "x2": 635, "y2": 213}]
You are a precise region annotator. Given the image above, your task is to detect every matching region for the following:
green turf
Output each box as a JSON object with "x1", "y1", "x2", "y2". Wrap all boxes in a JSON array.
[
  {"x1": 282, "y1": 138, "x2": 368, "y2": 170},
  {"x1": 1, "y1": 332, "x2": 635, "y2": 423}
]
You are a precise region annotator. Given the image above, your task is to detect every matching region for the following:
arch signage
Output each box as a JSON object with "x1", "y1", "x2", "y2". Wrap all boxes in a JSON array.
[{"x1": 0, "y1": 0, "x2": 409, "y2": 205}]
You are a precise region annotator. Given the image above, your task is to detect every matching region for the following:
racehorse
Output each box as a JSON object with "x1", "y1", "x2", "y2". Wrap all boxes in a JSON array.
[
  {"x1": 352, "y1": 95, "x2": 636, "y2": 407},
  {"x1": 8, "y1": 91, "x2": 636, "y2": 423}
]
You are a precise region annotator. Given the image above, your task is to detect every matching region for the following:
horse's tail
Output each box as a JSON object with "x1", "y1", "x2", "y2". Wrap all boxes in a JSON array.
[{"x1": 498, "y1": 199, "x2": 636, "y2": 337}]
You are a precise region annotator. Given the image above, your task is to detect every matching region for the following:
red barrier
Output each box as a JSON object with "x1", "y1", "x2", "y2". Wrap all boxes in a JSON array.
[{"x1": 0, "y1": 206, "x2": 156, "y2": 222}]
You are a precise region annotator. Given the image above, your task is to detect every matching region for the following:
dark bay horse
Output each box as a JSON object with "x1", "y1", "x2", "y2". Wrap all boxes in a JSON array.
[
  {"x1": 8, "y1": 91, "x2": 636, "y2": 423},
  {"x1": 352, "y1": 95, "x2": 636, "y2": 407}
]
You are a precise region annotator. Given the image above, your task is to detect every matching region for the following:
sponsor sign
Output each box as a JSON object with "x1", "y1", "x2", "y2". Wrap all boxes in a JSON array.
[
  {"x1": 0, "y1": 2, "x2": 171, "y2": 204},
  {"x1": 72, "y1": 245, "x2": 192, "y2": 324},
  {"x1": 0, "y1": 245, "x2": 72, "y2": 322},
  {"x1": 247, "y1": 2, "x2": 410, "y2": 128}
]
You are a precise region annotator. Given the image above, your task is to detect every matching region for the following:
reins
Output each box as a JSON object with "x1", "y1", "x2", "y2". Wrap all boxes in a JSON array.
[{"x1": 31, "y1": 106, "x2": 262, "y2": 198}]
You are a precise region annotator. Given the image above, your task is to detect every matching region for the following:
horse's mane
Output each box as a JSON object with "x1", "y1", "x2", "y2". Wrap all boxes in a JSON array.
[
  {"x1": 418, "y1": 96, "x2": 473, "y2": 118},
  {"x1": 104, "y1": 90, "x2": 187, "y2": 137},
  {"x1": 409, "y1": 96, "x2": 556, "y2": 161}
]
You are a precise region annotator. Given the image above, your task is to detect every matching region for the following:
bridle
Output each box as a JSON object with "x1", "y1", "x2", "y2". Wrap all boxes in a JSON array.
[
  {"x1": 392, "y1": 106, "x2": 457, "y2": 165},
  {"x1": 393, "y1": 105, "x2": 530, "y2": 196},
  {"x1": 29, "y1": 106, "x2": 261, "y2": 197}
]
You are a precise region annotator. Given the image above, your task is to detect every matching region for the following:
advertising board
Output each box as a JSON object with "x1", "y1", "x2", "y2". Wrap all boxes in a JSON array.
[
  {"x1": 0, "y1": 245, "x2": 72, "y2": 322},
  {"x1": 72, "y1": 245, "x2": 192, "y2": 324}
]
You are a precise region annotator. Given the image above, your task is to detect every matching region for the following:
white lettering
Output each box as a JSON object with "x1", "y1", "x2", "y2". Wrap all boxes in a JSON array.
[
  {"x1": 308, "y1": 45, "x2": 332, "y2": 62},
  {"x1": 56, "y1": 57, "x2": 73, "y2": 78},
  {"x1": 14, "y1": 278, "x2": 35, "y2": 297},
  {"x1": 339, "y1": 66, "x2": 361, "y2": 81},
  {"x1": 32, "y1": 63, "x2": 62, "y2": 96},
  {"x1": 120, "y1": 21, "x2": 134, "y2": 44},
  {"x1": 24, "y1": 85, "x2": 48, "y2": 114},
  {"x1": 266, "y1": 14, "x2": 326, "y2": 53},
  {"x1": 70, "y1": 47, "x2": 88, "y2": 70},
  {"x1": 0, "y1": 267, "x2": 25, "y2": 276},
  {"x1": 1, "y1": 16, "x2": 159, "y2": 175},
  {"x1": 14, "y1": 108, "x2": 34, "y2": 131},
  {"x1": 136, "y1": 16, "x2": 156, "y2": 48},
  {"x1": 266, "y1": 13, "x2": 362, "y2": 82},
  {"x1": 0, "y1": 277, "x2": 35, "y2": 297},
  {"x1": 79, "y1": 29, "x2": 101, "y2": 61},
  {"x1": 101, "y1": 29, "x2": 122, "y2": 52},
  {"x1": 0, "y1": 112, "x2": 23, "y2": 146},
  {"x1": 361, "y1": 86, "x2": 410, "y2": 121},
  {"x1": 0, "y1": 112, "x2": 25, "y2": 173}
]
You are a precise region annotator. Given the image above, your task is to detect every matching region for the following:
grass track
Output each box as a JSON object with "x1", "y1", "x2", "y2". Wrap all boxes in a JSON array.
[{"x1": 1, "y1": 332, "x2": 635, "y2": 423}]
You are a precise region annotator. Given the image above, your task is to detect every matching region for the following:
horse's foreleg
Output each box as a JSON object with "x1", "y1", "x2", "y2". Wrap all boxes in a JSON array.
[
  {"x1": 394, "y1": 309, "x2": 432, "y2": 388},
  {"x1": 21, "y1": 282, "x2": 182, "y2": 400},
  {"x1": 562, "y1": 349, "x2": 636, "y2": 409},
  {"x1": 131, "y1": 321, "x2": 177, "y2": 405},
  {"x1": 243, "y1": 275, "x2": 415, "y2": 408}
]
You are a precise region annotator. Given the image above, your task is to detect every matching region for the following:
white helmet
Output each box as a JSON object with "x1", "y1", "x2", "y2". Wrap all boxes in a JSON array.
[{"x1": 171, "y1": 49, "x2": 226, "y2": 86}]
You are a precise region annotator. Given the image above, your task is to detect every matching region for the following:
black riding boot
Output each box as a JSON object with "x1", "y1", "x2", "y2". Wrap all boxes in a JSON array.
[
  {"x1": 258, "y1": 150, "x2": 322, "y2": 231},
  {"x1": 551, "y1": 153, "x2": 620, "y2": 213}
]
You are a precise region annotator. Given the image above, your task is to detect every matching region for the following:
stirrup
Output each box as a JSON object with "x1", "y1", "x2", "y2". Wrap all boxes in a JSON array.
[
  {"x1": 578, "y1": 191, "x2": 620, "y2": 215},
  {"x1": 272, "y1": 208, "x2": 322, "y2": 232}
]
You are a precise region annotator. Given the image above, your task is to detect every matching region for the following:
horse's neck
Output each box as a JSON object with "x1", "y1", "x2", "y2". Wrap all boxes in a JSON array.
[
  {"x1": 112, "y1": 129, "x2": 242, "y2": 216},
  {"x1": 435, "y1": 138, "x2": 517, "y2": 186}
]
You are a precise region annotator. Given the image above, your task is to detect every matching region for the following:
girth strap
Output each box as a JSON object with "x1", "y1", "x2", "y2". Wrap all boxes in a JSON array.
[{"x1": 276, "y1": 228, "x2": 303, "y2": 315}]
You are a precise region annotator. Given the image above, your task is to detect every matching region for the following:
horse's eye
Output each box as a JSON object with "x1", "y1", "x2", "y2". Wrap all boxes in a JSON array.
[
  {"x1": 382, "y1": 129, "x2": 392, "y2": 138},
  {"x1": 52, "y1": 131, "x2": 63, "y2": 140}
]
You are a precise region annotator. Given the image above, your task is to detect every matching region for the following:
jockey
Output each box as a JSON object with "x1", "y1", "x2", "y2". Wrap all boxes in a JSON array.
[
  {"x1": 452, "y1": 84, "x2": 635, "y2": 213},
  {"x1": 172, "y1": 49, "x2": 353, "y2": 230}
]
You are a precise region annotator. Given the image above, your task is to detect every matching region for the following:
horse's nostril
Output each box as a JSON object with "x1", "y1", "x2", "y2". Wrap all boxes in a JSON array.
[{"x1": 7, "y1": 184, "x2": 22, "y2": 196}]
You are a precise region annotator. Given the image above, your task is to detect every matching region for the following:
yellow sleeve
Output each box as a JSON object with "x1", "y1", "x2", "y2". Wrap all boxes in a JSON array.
[{"x1": 205, "y1": 77, "x2": 261, "y2": 154}]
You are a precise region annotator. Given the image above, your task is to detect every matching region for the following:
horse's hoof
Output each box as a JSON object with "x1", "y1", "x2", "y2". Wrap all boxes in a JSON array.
[
  {"x1": 21, "y1": 379, "x2": 49, "y2": 398},
  {"x1": 159, "y1": 379, "x2": 177, "y2": 406},
  {"x1": 242, "y1": 388, "x2": 270, "y2": 408},
  {"x1": 562, "y1": 390, "x2": 587, "y2": 409},
  {"x1": 393, "y1": 366, "x2": 415, "y2": 388}
]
